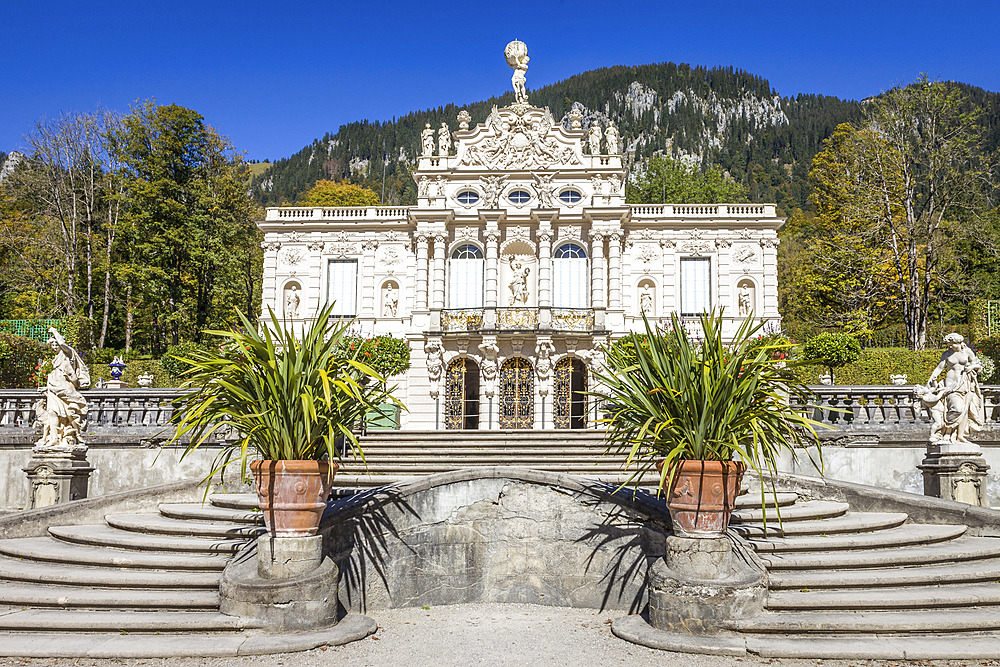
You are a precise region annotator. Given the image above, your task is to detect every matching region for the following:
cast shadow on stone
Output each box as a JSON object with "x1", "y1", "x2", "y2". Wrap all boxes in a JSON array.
[
  {"x1": 320, "y1": 486, "x2": 418, "y2": 612},
  {"x1": 573, "y1": 481, "x2": 672, "y2": 614}
]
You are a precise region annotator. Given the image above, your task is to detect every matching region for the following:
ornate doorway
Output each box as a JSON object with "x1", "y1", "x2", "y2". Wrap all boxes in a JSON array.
[
  {"x1": 445, "y1": 358, "x2": 480, "y2": 430},
  {"x1": 554, "y1": 357, "x2": 588, "y2": 429},
  {"x1": 499, "y1": 357, "x2": 534, "y2": 429}
]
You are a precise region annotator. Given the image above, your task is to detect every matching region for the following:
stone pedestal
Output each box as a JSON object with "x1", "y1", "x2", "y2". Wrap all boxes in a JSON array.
[
  {"x1": 220, "y1": 535, "x2": 339, "y2": 633},
  {"x1": 919, "y1": 446, "x2": 990, "y2": 507},
  {"x1": 647, "y1": 536, "x2": 766, "y2": 635},
  {"x1": 23, "y1": 453, "x2": 93, "y2": 509}
]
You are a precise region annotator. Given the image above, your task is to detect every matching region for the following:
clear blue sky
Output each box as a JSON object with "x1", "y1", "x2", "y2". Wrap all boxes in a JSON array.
[{"x1": 4, "y1": 0, "x2": 998, "y2": 161}]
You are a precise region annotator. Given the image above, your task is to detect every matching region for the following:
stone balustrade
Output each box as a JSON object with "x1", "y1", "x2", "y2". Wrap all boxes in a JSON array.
[
  {"x1": 0, "y1": 389, "x2": 188, "y2": 431},
  {"x1": 265, "y1": 204, "x2": 775, "y2": 222},
  {"x1": 265, "y1": 206, "x2": 409, "y2": 221},
  {"x1": 628, "y1": 203, "x2": 774, "y2": 218},
  {"x1": 800, "y1": 385, "x2": 1000, "y2": 432}
]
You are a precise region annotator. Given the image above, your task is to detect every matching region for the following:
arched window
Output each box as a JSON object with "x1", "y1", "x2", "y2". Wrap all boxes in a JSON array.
[
  {"x1": 552, "y1": 243, "x2": 588, "y2": 308},
  {"x1": 449, "y1": 244, "x2": 485, "y2": 308}
]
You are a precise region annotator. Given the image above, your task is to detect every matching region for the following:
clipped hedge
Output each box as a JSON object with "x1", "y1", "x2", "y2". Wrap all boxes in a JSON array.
[
  {"x1": 790, "y1": 347, "x2": 946, "y2": 386},
  {"x1": 0, "y1": 333, "x2": 48, "y2": 389}
]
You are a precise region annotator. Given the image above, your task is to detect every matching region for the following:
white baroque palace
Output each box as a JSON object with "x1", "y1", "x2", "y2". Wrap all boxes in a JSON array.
[{"x1": 257, "y1": 42, "x2": 782, "y2": 431}]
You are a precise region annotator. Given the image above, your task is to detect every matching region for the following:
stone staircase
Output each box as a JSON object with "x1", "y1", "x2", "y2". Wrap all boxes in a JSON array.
[
  {"x1": 0, "y1": 493, "x2": 265, "y2": 657},
  {"x1": 726, "y1": 490, "x2": 1000, "y2": 659},
  {"x1": 344, "y1": 429, "x2": 661, "y2": 487}
]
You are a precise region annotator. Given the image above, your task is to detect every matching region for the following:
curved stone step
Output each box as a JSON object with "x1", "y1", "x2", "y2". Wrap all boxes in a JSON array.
[
  {"x1": 732, "y1": 511, "x2": 907, "y2": 538},
  {"x1": 743, "y1": 633, "x2": 1000, "y2": 660},
  {"x1": 734, "y1": 491, "x2": 799, "y2": 509},
  {"x1": 0, "y1": 609, "x2": 250, "y2": 632},
  {"x1": 49, "y1": 525, "x2": 247, "y2": 554},
  {"x1": 730, "y1": 608, "x2": 1000, "y2": 634},
  {"x1": 208, "y1": 493, "x2": 258, "y2": 510},
  {"x1": 0, "y1": 556, "x2": 220, "y2": 589},
  {"x1": 106, "y1": 514, "x2": 264, "y2": 539},
  {"x1": 0, "y1": 583, "x2": 218, "y2": 609},
  {"x1": 758, "y1": 534, "x2": 996, "y2": 569},
  {"x1": 767, "y1": 582, "x2": 1000, "y2": 611},
  {"x1": 770, "y1": 557, "x2": 1000, "y2": 589},
  {"x1": 731, "y1": 500, "x2": 848, "y2": 524},
  {"x1": 0, "y1": 537, "x2": 230, "y2": 570},
  {"x1": 747, "y1": 523, "x2": 967, "y2": 553},
  {"x1": 158, "y1": 503, "x2": 262, "y2": 524}
]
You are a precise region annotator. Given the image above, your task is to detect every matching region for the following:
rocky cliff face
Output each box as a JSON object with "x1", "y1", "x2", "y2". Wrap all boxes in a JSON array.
[{"x1": 0, "y1": 151, "x2": 24, "y2": 183}]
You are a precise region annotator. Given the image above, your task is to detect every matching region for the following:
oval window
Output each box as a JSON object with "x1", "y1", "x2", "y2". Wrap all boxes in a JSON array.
[
  {"x1": 508, "y1": 190, "x2": 531, "y2": 205},
  {"x1": 457, "y1": 190, "x2": 480, "y2": 206},
  {"x1": 559, "y1": 189, "x2": 582, "y2": 204}
]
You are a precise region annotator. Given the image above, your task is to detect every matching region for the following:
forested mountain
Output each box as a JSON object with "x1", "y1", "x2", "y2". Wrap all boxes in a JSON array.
[{"x1": 250, "y1": 63, "x2": 1000, "y2": 214}]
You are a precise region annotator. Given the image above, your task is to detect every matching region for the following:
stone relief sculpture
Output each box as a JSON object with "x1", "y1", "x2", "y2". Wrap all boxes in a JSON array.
[
  {"x1": 531, "y1": 172, "x2": 558, "y2": 208},
  {"x1": 605, "y1": 123, "x2": 620, "y2": 155},
  {"x1": 432, "y1": 176, "x2": 446, "y2": 199},
  {"x1": 461, "y1": 106, "x2": 580, "y2": 170},
  {"x1": 34, "y1": 328, "x2": 90, "y2": 455},
  {"x1": 383, "y1": 284, "x2": 398, "y2": 317},
  {"x1": 480, "y1": 175, "x2": 505, "y2": 208},
  {"x1": 507, "y1": 255, "x2": 531, "y2": 305},
  {"x1": 284, "y1": 285, "x2": 300, "y2": 318},
  {"x1": 505, "y1": 40, "x2": 529, "y2": 104},
  {"x1": 437, "y1": 123, "x2": 452, "y2": 157},
  {"x1": 535, "y1": 339, "x2": 555, "y2": 381},
  {"x1": 915, "y1": 333, "x2": 984, "y2": 445},
  {"x1": 588, "y1": 122, "x2": 602, "y2": 155},
  {"x1": 425, "y1": 340, "x2": 444, "y2": 382},
  {"x1": 421, "y1": 123, "x2": 435, "y2": 156}
]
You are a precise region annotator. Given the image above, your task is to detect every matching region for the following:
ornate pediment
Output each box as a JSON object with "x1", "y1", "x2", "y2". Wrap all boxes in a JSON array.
[{"x1": 457, "y1": 105, "x2": 583, "y2": 171}]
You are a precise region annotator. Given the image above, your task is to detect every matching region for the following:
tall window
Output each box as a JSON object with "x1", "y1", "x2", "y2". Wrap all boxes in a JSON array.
[
  {"x1": 552, "y1": 243, "x2": 588, "y2": 308},
  {"x1": 681, "y1": 257, "x2": 711, "y2": 315},
  {"x1": 327, "y1": 259, "x2": 358, "y2": 316},
  {"x1": 448, "y1": 244, "x2": 484, "y2": 308}
]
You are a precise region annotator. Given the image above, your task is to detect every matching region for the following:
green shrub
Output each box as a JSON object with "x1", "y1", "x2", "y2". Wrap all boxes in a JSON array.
[
  {"x1": 790, "y1": 347, "x2": 945, "y2": 385},
  {"x1": 977, "y1": 335, "x2": 1000, "y2": 362},
  {"x1": 0, "y1": 333, "x2": 48, "y2": 389},
  {"x1": 337, "y1": 335, "x2": 411, "y2": 378},
  {"x1": 803, "y1": 333, "x2": 862, "y2": 380},
  {"x1": 968, "y1": 299, "x2": 989, "y2": 345},
  {"x1": 161, "y1": 342, "x2": 211, "y2": 378}
]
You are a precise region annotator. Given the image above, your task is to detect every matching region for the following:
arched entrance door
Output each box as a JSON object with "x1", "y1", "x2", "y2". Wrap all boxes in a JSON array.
[
  {"x1": 499, "y1": 358, "x2": 534, "y2": 429},
  {"x1": 445, "y1": 358, "x2": 480, "y2": 430},
  {"x1": 554, "y1": 357, "x2": 588, "y2": 429}
]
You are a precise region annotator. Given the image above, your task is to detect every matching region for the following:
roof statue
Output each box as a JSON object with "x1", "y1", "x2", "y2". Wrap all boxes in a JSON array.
[{"x1": 505, "y1": 40, "x2": 529, "y2": 105}]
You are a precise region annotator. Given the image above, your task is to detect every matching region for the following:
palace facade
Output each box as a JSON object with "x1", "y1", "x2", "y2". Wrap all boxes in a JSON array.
[{"x1": 257, "y1": 95, "x2": 782, "y2": 431}]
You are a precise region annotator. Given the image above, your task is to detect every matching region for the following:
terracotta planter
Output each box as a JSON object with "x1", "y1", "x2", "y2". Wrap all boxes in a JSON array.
[
  {"x1": 657, "y1": 459, "x2": 746, "y2": 538},
  {"x1": 250, "y1": 459, "x2": 338, "y2": 537}
]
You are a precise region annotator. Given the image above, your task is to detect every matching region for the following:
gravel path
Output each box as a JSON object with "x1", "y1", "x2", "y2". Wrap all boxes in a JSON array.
[{"x1": 0, "y1": 603, "x2": 994, "y2": 667}]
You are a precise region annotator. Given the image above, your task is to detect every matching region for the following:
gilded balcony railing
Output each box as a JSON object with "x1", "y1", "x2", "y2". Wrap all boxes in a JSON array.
[{"x1": 440, "y1": 309, "x2": 485, "y2": 332}]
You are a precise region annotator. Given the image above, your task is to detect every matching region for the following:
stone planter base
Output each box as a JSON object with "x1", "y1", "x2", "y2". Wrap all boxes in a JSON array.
[{"x1": 918, "y1": 449, "x2": 990, "y2": 507}]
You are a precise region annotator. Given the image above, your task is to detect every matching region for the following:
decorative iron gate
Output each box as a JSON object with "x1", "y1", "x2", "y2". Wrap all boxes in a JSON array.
[
  {"x1": 553, "y1": 357, "x2": 588, "y2": 429},
  {"x1": 445, "y1": 358, "x2": 480, "y2": 429},
  {"x1": 499, "y1": 357, "x2": 534, "y2": 429}
]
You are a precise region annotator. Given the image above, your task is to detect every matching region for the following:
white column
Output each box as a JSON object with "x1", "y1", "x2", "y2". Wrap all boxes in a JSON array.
[
  {"x1": 608, "y1": 232, "x2": 622, "y2": 309},
  {"x1": 361, "y1": 239, "x2": 378, "y2": 315},
  {"x1": 415, "y1": 234, "x2": 429, "y2": 309},
  {"x1": 432, "y1": 234, "x2": 446, "y2": 309},
  {"x1": 538, "y1": 230, "x2": 553, "y2": 308},
  {"x1": 590, "y1": 232, "x2": 605, "y2": 309},
  {"x1": 485, "y1": 231, "x2": 499, "y2": 308}
]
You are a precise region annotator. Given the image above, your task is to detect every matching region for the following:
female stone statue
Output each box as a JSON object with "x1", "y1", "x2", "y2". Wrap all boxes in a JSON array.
[
  {"x1": 34, "y1": 328, "x2": 90, "y2": 454},
  {"x1": 916, "y1": 333, "x2": 984, "y2": 444}
]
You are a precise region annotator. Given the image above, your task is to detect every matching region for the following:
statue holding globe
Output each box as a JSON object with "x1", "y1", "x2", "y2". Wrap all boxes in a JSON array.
[{"x1": 505, "y1": 40, "x2": 529, "y2": 104}]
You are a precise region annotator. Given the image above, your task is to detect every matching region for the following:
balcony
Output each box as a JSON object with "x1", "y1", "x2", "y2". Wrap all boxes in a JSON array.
[{"x1": 439, "y1": 308, "x2": 597, "y2": 333}]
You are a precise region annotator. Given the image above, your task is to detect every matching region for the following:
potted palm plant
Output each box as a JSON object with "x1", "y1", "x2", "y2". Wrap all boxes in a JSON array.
[
  {"x1": 596, "y1": 310, "x2": 823, "y2": 537},
  {"x1": 168, "y1": 303, "x2": 398, "y2": 537}
]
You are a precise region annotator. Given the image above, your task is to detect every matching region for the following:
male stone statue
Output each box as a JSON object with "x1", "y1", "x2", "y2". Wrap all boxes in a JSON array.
[
  {"x1": 438, "y1": 123, "x2": 452, "y2": 157},
  {"x1": 285, "y1": 285, "x2": 300, "y2": 318},
  {"x1": 383, "y1": 284, "x2": 398, "y2": 317},
  {"x1": 588, "y1": 122, "x2": 602, "y2": 155},
  {"x1": 505, "y1": 40, "x2": 530, "y2": 104},
  {"x1": 421, "y1": 123, "x2": 435, "y2": 156}
]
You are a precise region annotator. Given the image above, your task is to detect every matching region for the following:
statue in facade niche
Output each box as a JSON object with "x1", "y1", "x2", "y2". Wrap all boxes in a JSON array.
[
  {"x1": 421, "y1": 123, "x2": 435, "y2": 156},
  {"x1": 285, "y1": 285, "x2": 300, "y2": 318},
  {"x1": 383, "y1": 285, "x2": 398, "y2": 317},
  {"x1": 640, "y1": 286, "x2": 653, "y2": 314},
  {"x1": 915, "y1": 333, "x2": 984, "y2": 445},
  {"x1": 34, "y1": 328, "x2": 90, "y2": 456},
  {"x1": 505, "y1": 40, "x2": 529, "y2": 104},
  {"x1": 507, "y1": 256, "x2": 531, "y2": 305},
  {"x1": 437, "y1": 123, "x2": 452, "y2": 157},
  {"x1": 588, "y1": 122, "x2": 602, "y2": 155},
  {"x1": 738, "y1": 284, "x2": 752, "y2": 316},
  {"x1": 605, "y1": 123, "x2": 620, "y2": 155}
]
